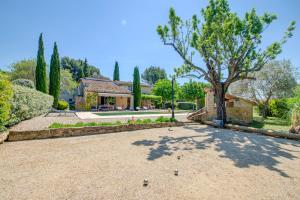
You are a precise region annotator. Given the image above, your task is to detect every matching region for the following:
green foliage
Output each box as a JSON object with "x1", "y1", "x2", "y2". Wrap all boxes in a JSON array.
[
  {"x1": 9, "y1": 85, "x2": 53, "y2": 126},
  {"x1": 157, "y1": 0, "x2": 295, "y2": 122},
  {"x1": 133, "y1": 66, "x2": 141, "y2": 109},
  {"x1": 152, "y1": 79, "x2": 179, "y2": 103},
  {"x1": 141, "y1": 66, "x2": 167, "y2": 85},
  {"x1": 49, "y1": 117, "x2": 175, "y2": 128},
  {"x1": 113, "y1": 61, "x2": 120, "y2": 81},
  {"x1": 49, "y1": 42, "x2": 61, "y2": 108},
  {"x1": 291, "y1": 103, "x2": 300, "y2": 128},
  {"x1": 35, "y1": 33, "x2": 47, "y2": 93},
  {"x1": 180, "y1": 80, "x2": 208, "y2": 109},
  {"x1": 269, "y1": 99, "x2": 289, "y2": 119},
  {"x1": 57, "y1": 100, "x2": 69, "y2": 110},
  {"x1": 10, "y1": 59, "x2": 36, "y2": 82},
  {"x1": 177, "y1": 102, "x2": 196, "y2": 110},
  {"x1": 83, "y1": 58, "x2": 89, "y2": 77},
  {"x1": 61, "y1": 56, "x2": 100, "y2": 81},
  {"x1": 60, "y1": 69, "x2": 77, "y2": 99},
  {"x1": 85, "y1": 93, "x2": 97, "y2": 111},
  {"x1": 12, "y1": 79, "x2": 35, "y2": 89},
  {"x1": 0, "y1": 73, "x2": 13, "y2": 131}
]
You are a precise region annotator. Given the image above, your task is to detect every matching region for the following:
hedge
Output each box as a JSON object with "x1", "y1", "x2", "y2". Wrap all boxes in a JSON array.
[
  {"x1": 177, "y1": 102, "x2": 196, "y2": 110},
  {"x1": 12, "y1": 79, "x2": 35, "y2": 89},
  {"x1": 141, "y1": 94, "x2": 162, "y2": 102},
  {"x1": 8, "y1": 85, "x2": 53, "y2": 125},
  {"x1": 0, "y1": 73, "x2": 13, "y2": 131},
  {"x1": 269, "y1": 97, "x2": 300, "y2": 119}
]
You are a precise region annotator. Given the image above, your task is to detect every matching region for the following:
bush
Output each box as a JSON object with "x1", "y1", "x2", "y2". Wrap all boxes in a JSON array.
[
  {"x1": 291, "y1": 103, "x2": 300, "y2": 128},
  {"x1": 269, "y1": 99, "x2": 289, "y2": 119},
  {"x1": 177, "y1": 102, "x2": 196, "y2": 110},
  {"x1": 164, "y1": 102, "x2": 176, "y2": 109},
  {"x1": 12, "y1": 79, "x2": 35, "y2": 89},
  {"x1": 57, "y1": 100, "x2": 69, "y2": 110},
  {"x1": 155, "y1": 116, "x2": 172, "y2": 123},
  {"x1": 8, "y1": 85, "x2": 53, "y2": 126},
  {"x1": 0, "y1": 73, "x2": 13, "y2": 131}
]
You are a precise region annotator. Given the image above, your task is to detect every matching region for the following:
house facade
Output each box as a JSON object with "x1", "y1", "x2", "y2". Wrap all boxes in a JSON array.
[
  {"x1": 189, "y1": 88, "x2": 256, "y2": 124},
  {"x1": 75, "y1": 78, "x2": 151, "y2": 111}
]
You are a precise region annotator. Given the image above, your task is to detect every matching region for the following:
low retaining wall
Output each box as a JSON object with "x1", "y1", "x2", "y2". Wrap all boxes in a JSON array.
[
  {"x1": 8, "y1": 122, "x2": 185, "y2": 142},
  {"x1": 203, "y1": 121, "x2": 300, "y2": 141}
]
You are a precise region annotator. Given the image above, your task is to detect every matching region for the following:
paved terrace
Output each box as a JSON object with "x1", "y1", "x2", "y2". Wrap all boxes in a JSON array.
[{"x1": 1, "y1": 124, "x2": 300, "y2": 199}]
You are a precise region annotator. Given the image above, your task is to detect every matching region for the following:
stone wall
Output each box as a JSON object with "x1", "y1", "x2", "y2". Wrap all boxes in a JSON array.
[
  {"x1": 8, "y1": 122, "x2": 185, "y2": 142},
  {"x1": 116, "y1": 96, "x2": 128, "y2": 108}
]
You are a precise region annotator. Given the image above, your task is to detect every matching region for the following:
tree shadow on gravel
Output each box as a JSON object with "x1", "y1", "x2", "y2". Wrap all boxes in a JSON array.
[{"x1": 132, "y1": 125, "x2": 300, "y2": 178}]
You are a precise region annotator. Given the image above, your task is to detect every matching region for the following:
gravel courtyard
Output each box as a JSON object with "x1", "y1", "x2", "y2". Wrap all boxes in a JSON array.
[{"x1": 1, "y1": 124, "x2": 300, "y2": 200}]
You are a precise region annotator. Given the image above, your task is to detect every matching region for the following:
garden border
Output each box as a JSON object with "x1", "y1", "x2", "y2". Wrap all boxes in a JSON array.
[
  {"x1": 7, "y1": 122, "x2": 185, "y2": 142},
  {"x1": 203, "y1": 121, "x2": 300, "y2": 141}
]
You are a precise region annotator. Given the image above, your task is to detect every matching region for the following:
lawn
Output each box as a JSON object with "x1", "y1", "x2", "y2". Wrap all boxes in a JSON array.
[
  {"x1": 249, "y1": 111, "x2": 291, "y2": 132},
  {"x1": 93, "y1": 110, "x2": 187, "y2": 116}
]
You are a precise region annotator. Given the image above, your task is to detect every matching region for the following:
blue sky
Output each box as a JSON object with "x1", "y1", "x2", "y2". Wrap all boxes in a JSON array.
[{"x1": 0, "y1": 0, "x2": 299, "y2": 84}]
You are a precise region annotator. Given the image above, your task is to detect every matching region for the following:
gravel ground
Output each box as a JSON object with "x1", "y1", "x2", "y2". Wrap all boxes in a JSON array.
[
  {"x1": 1, "y1": 124, "x2": 300, "y2": 200},
  {"x1": 10, "y1": 113, "x2": 189, "y2": 131}
]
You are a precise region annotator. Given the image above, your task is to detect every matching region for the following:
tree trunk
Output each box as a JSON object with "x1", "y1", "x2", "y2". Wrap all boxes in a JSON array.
[
  {"x1": 261, "y1": 103, "x2": 269, "y2": 118},
  {"x1": 196, "y1": 97, "x2": 201, "y2": 110},
  {"x1": 215, "y1": 84, "x2": 227, "y2": 126}
]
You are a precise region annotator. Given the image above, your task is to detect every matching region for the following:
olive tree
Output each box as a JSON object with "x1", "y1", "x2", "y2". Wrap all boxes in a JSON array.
[{"x1": 157, "y1": 0, "x2": 295, "y2": 123}]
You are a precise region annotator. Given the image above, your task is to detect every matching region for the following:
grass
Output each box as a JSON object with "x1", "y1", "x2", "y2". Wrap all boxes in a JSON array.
[
  {"x1": 49, "y1": 116, "x2": 177, "y2": 129},
  {"x1": 93, "y1": 110, "x2": 187, "y2": 116},
  {"x1": 249, "y1": 110, "x2": 291, "y2": 132}
]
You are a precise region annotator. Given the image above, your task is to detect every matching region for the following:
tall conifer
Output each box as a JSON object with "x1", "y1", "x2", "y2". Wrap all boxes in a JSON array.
[{"x1": 35, "y1": 33, "x2": 47, "y2": 93}]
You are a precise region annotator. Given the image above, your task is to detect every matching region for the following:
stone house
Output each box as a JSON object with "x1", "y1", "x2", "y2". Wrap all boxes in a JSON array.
[
  {"x1": 75, "y1": 78, "x2": 152, "y2": 110},
  {"x1": 189, "y1": 88, "x2": 256, "y2": 124}
]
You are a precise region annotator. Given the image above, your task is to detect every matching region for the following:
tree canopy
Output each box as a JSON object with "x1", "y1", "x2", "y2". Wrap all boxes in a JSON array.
[
  {"x1": 61, "y1": 56, "x2": 100, "y2": 81},
  {"x1": 230, "y1": 60, "x2": 297, "y2": 117},
  {"x1": 141, "y1": 66, "x2": 167, "y2": 85},
  {"x1": 10, "y1": 59, "x2": 36, "y2": 83},
  {"x1": 157, "y1": 0, "x2": 295, "y2": 123},
  {"x1": 152, "y1": 79, "x2": 179, "y2": 103},
  {"x1": 180, "y1": 80, "x2": 208, "y2": 109}
]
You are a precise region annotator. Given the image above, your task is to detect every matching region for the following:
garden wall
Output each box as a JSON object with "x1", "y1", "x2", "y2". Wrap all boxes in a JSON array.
[{"x1": 8, "y1": 122, "x2": 185, "y2": 141}]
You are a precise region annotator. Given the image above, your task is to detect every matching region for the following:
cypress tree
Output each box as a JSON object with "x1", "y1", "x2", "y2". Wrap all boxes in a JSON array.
[
  {"x1": 77, "y1": 68, "x2": 83, "y2": 81},
  {"x1": 35, "y1": 33, "x2": 47, "y2": 93},
  {"x1": 83, "y1": 58, "x2": 89, "y2": 77},
  {"x1": 49, "y1": 42, "x2": 61, "y2": 108},
  {"x1": 113, "y1": 61, "x2": 120, "y2": 81},
  {"x1": 133, "y1": 66, "x2": 141, "y2": 109}
]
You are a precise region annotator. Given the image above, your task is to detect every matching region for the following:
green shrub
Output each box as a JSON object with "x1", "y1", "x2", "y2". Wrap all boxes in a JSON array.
[
  {"x1": 57, "y1": 100, "x2": 69, "y2": 110},
  {"x1": 8, "y1": 85, "x2": 53, "y2": 126},
  {"x1": 155, "y1": 116, "x2": 171, "y2": 123},
  {"x1": 291, "y1": 103, "x2": 300, "y2": 128},
  {"x1": 177, "y1": 102, "x2": 196, "y2": 110},
  {"x1": 12, "y1": 79, "x2": 35, "y2": 89},
  {"x1": 0, "y1": 73, "x2": 13, "y2": 131},
  {"x1": 269, "y1": 99, "x2": 289, "y2": 119},
  {"x1": 142, "y1": 118, "x2": 152, "y2": 124}
]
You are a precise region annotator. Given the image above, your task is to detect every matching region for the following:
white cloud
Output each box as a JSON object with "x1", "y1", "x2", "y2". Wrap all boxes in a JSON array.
[{"x1": 121, "y1": 19, "x2": 127, "y2": 26}]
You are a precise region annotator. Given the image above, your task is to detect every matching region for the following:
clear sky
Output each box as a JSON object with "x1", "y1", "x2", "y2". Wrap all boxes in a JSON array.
[{"x1": 0, "y1": 0, "x2": 299, "y2": 83}]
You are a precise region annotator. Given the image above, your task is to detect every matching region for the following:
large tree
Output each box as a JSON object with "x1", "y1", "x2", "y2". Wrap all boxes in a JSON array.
[
  {"x1": 141, "y1": 66, "x2": 167, "y2": 85},
  {"x1": 152, "y1": 79, "x2": 179, "y2": 103},
  {"x1": 157, "y1": 0, "x2": 295, "y2": 124},
  {"x1": 133, "y1": 66, "x2": 141, "y2": 109},
  {"x1": 10, "y1": 59, "x2": 36, "y2": 82},
  {"x1": 49, "y1": 42, "x2": 61, "y2": 108},
  {"x1": 230, "y1": 60, "x2": 297, "y2": 118},
  {"x1": 35, "y1": 33, "x2": 47, "y2": 93},
  {"x1": 113, "y1": 61, "x2": 120, "y2": 81},
  {"x1": 60, "y1": 69, "x2": 77, "y2": 100}
]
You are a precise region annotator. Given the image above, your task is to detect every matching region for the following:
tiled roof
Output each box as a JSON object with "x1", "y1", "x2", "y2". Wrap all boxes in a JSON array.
[
  {"x1": 81, "y1": 78, "x2": 131, "y2": 94},
  {"x1": 114, "y1": 80, "x2": 151, "y2": 87}
]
